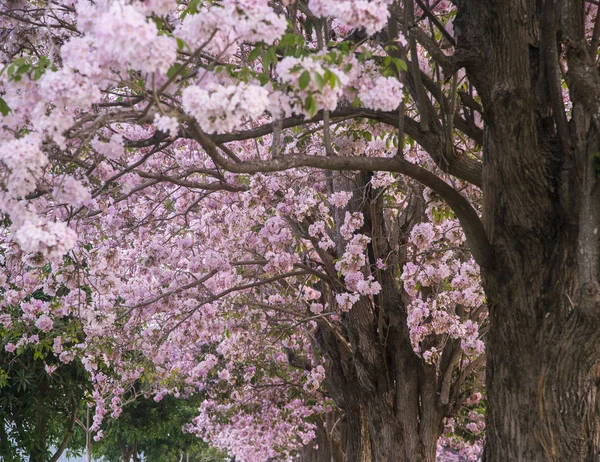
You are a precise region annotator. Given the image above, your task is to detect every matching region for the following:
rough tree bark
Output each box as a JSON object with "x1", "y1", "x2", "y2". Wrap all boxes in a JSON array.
[
  {"x1": 454, "y1": 0, "x2": 600, "y2": 460},
  {"x1": 118, "y1": 435, "x2": 140, "y2": 462},
  {"x1": 28, "y1": 412, "x2": 46, "y2": 462}
]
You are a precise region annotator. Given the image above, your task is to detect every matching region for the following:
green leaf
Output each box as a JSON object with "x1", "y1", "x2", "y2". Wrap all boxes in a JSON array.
[
  {"x1": 38, "y1": 56, "x2": 51, "y2": 68},
  {"x1": 263, "y1": 46, "x2": 277, "y2": 70},
  {"x1": 0, "y1": 369, "x2": 8, "y2": 388},
  {"x1": 304, "y1": 94, "x2": 318, "y2": 118},
  {"x1": 16, "y1": 64, "x2": 30, "y2": 75},
  {"x1": 279, "y1": 33, "x2": 292, "y2": 48},
  {"x1": 314, "y1": 72, "x2": 325, "y2": 91},
  {"x1": 328, "y1": 70, "x2": 337, "y2": 89},
  {"x1": 182, "y1": 0, "x2": 200, "y2": 17},
  {"x1": 304, "y1": 94, "x2": 314, "y2": 111},
  {"x1": 305, "y1": 17, "x2": 314, "y2": 38},
  {"x1": 0, "y1": 98, "x2": 11, "y2": 117},
  {"x1": 381, "y1": 68, "x2": 395, "y2": 78},
  {"x1": 176, "y1": 38, "x2": 187, "y2": 51},
  {"x1": 298, "y1": 70, "x2": 311, "y2": 90},
  {"x1": 248, "y1": 46, "x2": 262, "y2": 62},
  {"x1": 258, "y1": 74, "x2": 269, "y2": 85},
  {"x1": 167, "y1": 63, "x2": 185, "y2": 79},
  {"x1": 310, "y1": 100, "x2": 318, "y2": 117},
  {"x1": 392, "y1": 57, "x2": 408, "y2": 73}
]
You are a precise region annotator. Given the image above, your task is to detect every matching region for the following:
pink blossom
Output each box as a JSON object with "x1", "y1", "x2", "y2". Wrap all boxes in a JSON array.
[
  {"x1": 35, "y1": 314, "x2": 54, "y2": 333},
  {"x1": 54, "y1": 177, "x2": 92, "y2": 207},
  {"x1": 45, "y1": 364, "x2": 57, "y2": 375},
  {"x1": 335, "y1": 292, "x2": 360, "y2": 311},
  {"x1": 358, "y1": 76, "x2": 404, "y2": 112},
  {"x1": 154, "y1": 113, "x2": 179, "y2": 138},
  {"x1": 329, "y1": 191, "x2": 352, "y2": 208},
  {"x1": 308, "y1": 0, "x2": 393, "y2": 35},
  {"x1": 182, "y1": 83, "x2": 269, "y2": 134}
]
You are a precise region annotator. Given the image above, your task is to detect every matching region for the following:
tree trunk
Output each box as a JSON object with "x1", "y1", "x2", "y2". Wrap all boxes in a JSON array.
[
  {"x1": 298, "y1": 414, "x2": 341, "y2": 462},
  {"x1": 310, "y1": 173, "x2": 450, "y2": 461},
  {"x1": 119, "y1": 434, "x2": 131, "y2": 462},
  {"x1": 482, "y1": 254, "x2": 600, "y2": 461},
  {"x1": 318, "y1": 319, "x2": 444, "y2": 462},
  {"x1": 132, "y1": 440, "x2": 139, "y2": 462},
  {"x1": 454, "y1": 1, "x2": 600, "y2": 459},
  {"x1": 29, "y1": 406, "x2": 47, "y2": 462},
  {"x1": 48, "y1": 394, "x2": 79, "y2": 462},
  {"x1": 87, "y1": 407, "x2": 92, "y2": 462}
]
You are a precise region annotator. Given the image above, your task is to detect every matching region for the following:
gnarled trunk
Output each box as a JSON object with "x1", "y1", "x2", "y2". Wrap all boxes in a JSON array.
[
  {"x1": 316, "y1": 313, "x2": 445, "y2": 462},
  {"x1": 454, "y1": 0, "x2": 600, "y2": 459},
  {"x1": 483, "y1": 252, "x2": 600, "y2": 461},
  {"x1": 308, "y1": 173, "x2": 455, "y2": 461}
]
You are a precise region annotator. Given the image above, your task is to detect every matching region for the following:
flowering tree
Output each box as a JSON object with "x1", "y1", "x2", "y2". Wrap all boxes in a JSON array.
[{"x1": 1, "y1": 0, "x2": 598, "y2": 461}]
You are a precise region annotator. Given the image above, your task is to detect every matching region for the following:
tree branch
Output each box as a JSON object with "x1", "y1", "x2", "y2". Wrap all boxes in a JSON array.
[
  {"x1": 211, "y1": 107, "x2": 483, "y2": 187},
  {"x1": 188, "y1": 121, "x2": 494, "y2": 270},
  {"x1": 48, "y1": 394, "x2": 78, "y2": 462}
]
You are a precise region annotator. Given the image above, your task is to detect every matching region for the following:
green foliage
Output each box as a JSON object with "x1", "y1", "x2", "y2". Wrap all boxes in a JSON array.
[
  {"x1": 167, "y1": 62, "x2": 188, "y2": 79},
  {"x1": 432, "y1": 206, "x2": 455, "y2": 223},
  {"x1": 247, "y1": 46, "x2": 262, "y2": 62},
  {"x1": 0, "y1": 97, "x2": 11, "y2": 116},
  {"x1": 0, "y1": 278, "x2": 91, "y2": 461},
  {"x1": 0, "y1": 55, "x2": 54, "y2": 83},
  {"x1": 0, "y1": 345, "x2": 90, "y2": 462},
  {"x1": 92, "y1": 394, "x2": 229, "y2": 462},
  {"x1": 303, "y1": 94, "x2": 318, "y2": 118},
  {"x1": 382, "y1": 55, "x2": 408, "y2": 76},
  {"x1": 298, "y1": 70, "x2": 311, "y2": 90}
]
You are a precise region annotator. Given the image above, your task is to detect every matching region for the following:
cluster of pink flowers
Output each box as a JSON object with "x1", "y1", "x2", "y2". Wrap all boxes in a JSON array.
[
  {"x1": 328, "y1": 191, "x2": 352, "y2": 208},
  {"x1": 53, "y1": 177, "x2": 92, "y2": 207},
  {"x1": 358, "y1": 76, "x2": 404, "y2": 111},
  {"x1": 182, "y1": 82, "x2": 270, "y2": 133},
  {"x1": 175, "y1": 0, "x2": 287, "y2": 55},
  {"x1": 1, "y1": 134, "x2": 47, "y2": 198},
  {"x1": 79, "y1": 0, "x2": 177, "y2": 75},
  {"x1": 401, "y1": 217, "x2": 485, "y2": 360},
  {"x1": 335, "y1": 234, "x2": 382, "y2": 296},
  {"x1": 309, "y1": 0, "x2": 393, "y2": 35},
  {"x1": 153, "y1": 113, "x2": 180, "y2": 138},
  {"x1": 276, "y1": 55, "x2": 351, "y2": 116},
  {"x1": 34, "y1": 314, "x2": 54, "y2": 333}
]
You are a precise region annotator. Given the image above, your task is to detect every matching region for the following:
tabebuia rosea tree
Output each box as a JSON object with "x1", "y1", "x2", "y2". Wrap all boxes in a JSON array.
[{"x1": 0, "y1": 0, "x2": 597, "y2": 460}]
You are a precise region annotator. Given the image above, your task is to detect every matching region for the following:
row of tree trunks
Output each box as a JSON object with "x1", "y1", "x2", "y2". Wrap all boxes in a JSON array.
[{"x1": 299, "y1": 173, "x2": 448, "y2": 462}]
